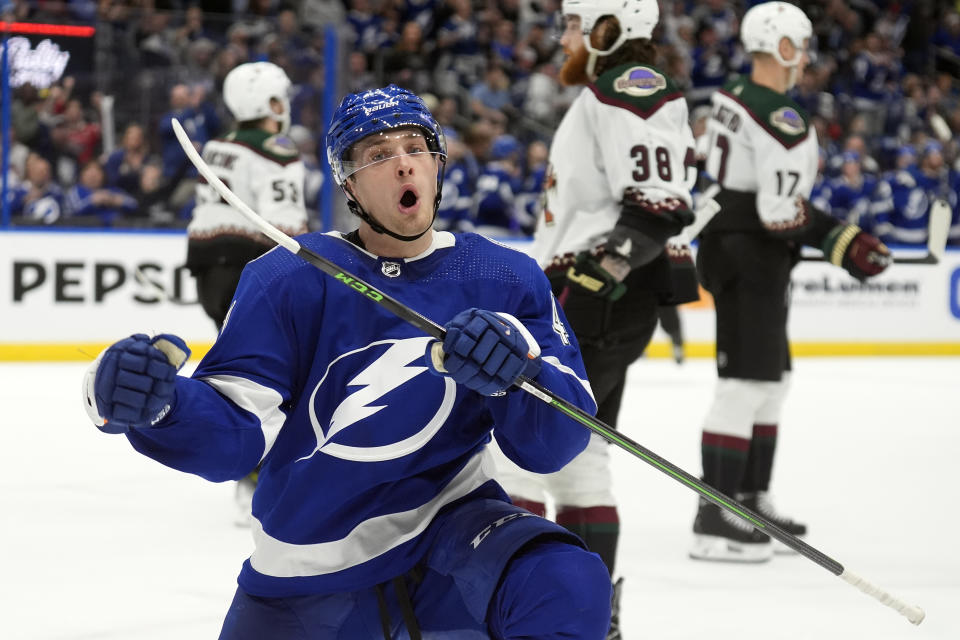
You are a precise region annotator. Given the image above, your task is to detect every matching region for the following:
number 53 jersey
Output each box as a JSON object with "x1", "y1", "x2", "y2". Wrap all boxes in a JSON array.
[
  {"x1": 530, "y1": 64, "x2": 696, "y2": 267},
  {"x1": 702, "y1": 76, "x2": 819, "y2": 231}
]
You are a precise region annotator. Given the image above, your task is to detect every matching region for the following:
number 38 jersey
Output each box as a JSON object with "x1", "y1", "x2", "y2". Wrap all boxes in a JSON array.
[
  {"x1": 702, "y1": 76, "x2": 819, "y2": 233},
  {"x1": 188, "y1": 128, "x2": 308, "y2": 242},
  {"x1": 530, "y1": 64, "x2": 695, "y2": 266}
]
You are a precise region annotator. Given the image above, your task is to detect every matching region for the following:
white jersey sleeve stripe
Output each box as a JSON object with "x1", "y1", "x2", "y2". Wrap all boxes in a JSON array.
[
  {"x1": 542, "y1": 355, "x2": 595, "y2": 402},
  {"x1": 201, "y1": 375, "x2": 286, "y2": 463}
]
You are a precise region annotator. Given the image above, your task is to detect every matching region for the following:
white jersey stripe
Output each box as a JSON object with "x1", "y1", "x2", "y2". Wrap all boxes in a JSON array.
[
  {"x1": 248, "y1": 449, "x2": 494, "y2": 577},
  {"x1": 542, "y1": 355, "x2": 595, "y2": 403},
  {"x1": 201, "y1": 375, "x2": 286, "y2": 463}
]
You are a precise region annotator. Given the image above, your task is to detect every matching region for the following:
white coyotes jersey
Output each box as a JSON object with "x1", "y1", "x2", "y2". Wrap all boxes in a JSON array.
[
  {"x1": 703, "y1": 77, "x2": 819, "y2": 229},
  {"x1": 188, "y1": 130, "x2": 308, "y2": 240},
  {"x1": 530, "y1": 64, "x2": 696, "y2": 267}
]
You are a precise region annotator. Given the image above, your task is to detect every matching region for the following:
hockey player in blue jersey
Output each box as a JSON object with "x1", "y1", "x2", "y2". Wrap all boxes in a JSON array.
[
  {"x1": 472, "y1": 134, "x2": 534, "y2": 236},
  {"x1": 880, "y1": 141, "x2": 960, "y2": 246},
  {"x1": 81, "y1": 85, "x2": 612, "y2": 639},
  {"x1": 825, "y1": 151, "x2": 887, "y2": 229}
]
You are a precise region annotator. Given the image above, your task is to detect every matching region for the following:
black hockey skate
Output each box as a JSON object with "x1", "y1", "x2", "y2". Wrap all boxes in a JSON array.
[
  {"x1": 607, "y1": 576, "x2": 623, "y2": 640},
  {"x1": 739, "y1": 491, "x2": 806, "y2": 554},
  {"x1": 689, "y1": 499, "x2": 772, "y2": 563}
]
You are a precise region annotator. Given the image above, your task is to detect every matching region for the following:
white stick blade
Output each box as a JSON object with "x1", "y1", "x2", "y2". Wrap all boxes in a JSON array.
[{"x1": 927, "y1": 199, "x2": 951, "y2": 263}]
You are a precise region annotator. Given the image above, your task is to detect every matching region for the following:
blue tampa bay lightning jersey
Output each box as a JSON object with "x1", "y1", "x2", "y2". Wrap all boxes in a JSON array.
[{"x1": 124, "y1": 230, "x2": 595, "y2": 597}]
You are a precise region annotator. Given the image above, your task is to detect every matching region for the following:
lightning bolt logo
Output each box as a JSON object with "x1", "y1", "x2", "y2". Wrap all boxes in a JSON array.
[
  {"x1": 327, "y1": 341, "x2": 426, "y2": 439},
  {"x1": 301, "y1": 337, "x2": 456, "y2": 463}
]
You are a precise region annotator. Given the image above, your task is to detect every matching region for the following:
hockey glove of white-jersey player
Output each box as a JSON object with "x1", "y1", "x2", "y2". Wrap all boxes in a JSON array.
[
  {"x1": 561, "y1": 253, "x2": 628, "y2": 341},
  {"x1": 425, "y1": 308, "x2": 542, "y2": 396},
  {"x1": 821, "y1": 224, "x2": 892, "y2": 282},
  {"x1": 82, "y1": 333, "x2": 190, "y2": 433}
]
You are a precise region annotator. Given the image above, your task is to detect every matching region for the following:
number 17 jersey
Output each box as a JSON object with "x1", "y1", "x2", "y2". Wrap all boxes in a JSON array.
[{"x1": 702, "y1": 76, "x2": 819, "y2": 232}]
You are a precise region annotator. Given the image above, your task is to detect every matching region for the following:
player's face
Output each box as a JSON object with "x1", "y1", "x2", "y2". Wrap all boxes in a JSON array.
[
  {"x1": 347, "y1": 127, "x2": 441, "y2": 239},
  {"x1": 559, "y1": 15, "x2": 584, "y2": 55},
  {"x1": 558, "y1": 14, "x2": 591, "y2": 85}
]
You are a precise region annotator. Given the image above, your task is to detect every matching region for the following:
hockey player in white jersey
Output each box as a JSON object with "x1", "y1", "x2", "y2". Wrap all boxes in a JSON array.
[
  {"x1": 183, "y1": 62, "x2": 308, "y2": 525},
  {"x1": 81, "y1": 85, "x2": 613, "y2": 638},
  {"x1": 690, "y1": 1, "x2": 891, "y2": 563},
  {"x1": 492, "y1": 1, "x2": 698, "y2": 636},
  {"x1": 186, "y1": 61, "x2": 308, "y2": 332}
]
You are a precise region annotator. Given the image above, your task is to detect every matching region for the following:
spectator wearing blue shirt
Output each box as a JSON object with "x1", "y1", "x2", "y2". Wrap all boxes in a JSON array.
[
  {"x1": 515, "y1": 139, "x2": 548, "y2": 227},
  {"x1": 490, "y1": 19, "x2": 518, "y2": 69},
  {"x1": 345, "y1": 0, "x2": 383, "y2": 53},
  {"x1": 435, "y1": 0, "x2": 480, "y2": 57},
  {"x1": 382, "y1": 20, "x2": 435, "y2": 96},
  {"x1": 810, "y1": 148, "x2": 833, "y2": 214},
  {"x1": 472, "y1": 134, "x2": 532, "y2": 236},
  {"x1": 8, "y1": 154, "x2": 64, "y2": 225},
  {"x1": 399, "y1": 0, "x2": 438, "y2": 33},
  {"x1": 827, "y1": 151, "x2": 880, "y2": 225},
  {"x1": 65, "y1": 160, "x2": 138, "y2": 227},
  {"x1": 173, "y1": 5, "x2": 223, "y2": 53},
  {"x1": 469, "y1": 65, "x2": 514, "y2": 121},
  {"x1": 104, "y1": 124, "x2": 153, "y2": 195},
  {"x1": 157, "y1": 83, "x2": 220, "y2": 208},
  {"x1": 691, "y1": 0, "x2": 739, "y2": 45},
  {"x1": 933, "y1": 11, "x2": 960, "y2": 76},
  {"x1": 881, "y1": 141, "x2": 960, "y2": 245},
  {"x1": 435, "y1": 133, "x2": 474, "y2": 232},
  {"x1": 689, "y1": 24, "x2": 731, "y2": 105},
  {"x1": 850, "y1": 32, "x2": 900, "y2": 134}
]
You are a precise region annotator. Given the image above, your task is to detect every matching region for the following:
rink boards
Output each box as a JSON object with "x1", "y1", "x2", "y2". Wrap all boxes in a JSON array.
[{"x1": 1, "y1": 229, "x2": 958, "y2": 360}]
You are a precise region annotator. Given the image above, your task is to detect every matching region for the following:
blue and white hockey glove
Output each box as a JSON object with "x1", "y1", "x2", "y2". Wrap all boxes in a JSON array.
[
  {"x1": 425, "y1": 308, "x2": 542, "y2": 396},
  {"x1": 82, "y1": 333, "x2": 190, "y2": 433}
]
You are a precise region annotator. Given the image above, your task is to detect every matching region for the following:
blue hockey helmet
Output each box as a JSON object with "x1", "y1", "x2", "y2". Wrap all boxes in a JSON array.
[{"x1": 326, "y1": 85, "x2": 446, "y2": 186}]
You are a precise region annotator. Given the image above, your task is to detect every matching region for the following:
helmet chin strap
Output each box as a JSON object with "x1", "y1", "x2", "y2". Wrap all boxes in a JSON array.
[
  {"x1": 583, "y1": 30, "x2": 628, "y2": 79},
  {"x1": 773, "y1": 43, "x2": 804, "y2": 90}
]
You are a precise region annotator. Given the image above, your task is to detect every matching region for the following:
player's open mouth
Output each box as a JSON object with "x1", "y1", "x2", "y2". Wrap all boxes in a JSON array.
[{"x1": 398, "y1": 187, "x2": 419, "y2": 213}]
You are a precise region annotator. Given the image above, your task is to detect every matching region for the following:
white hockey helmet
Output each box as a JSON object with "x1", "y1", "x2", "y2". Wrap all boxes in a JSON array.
[
  {"x1": 741, "y1": 1, "x2": 812, "y2": 69},
  {"x1": 223, "y1": 62, "x2": 292, "y2": 132},
  {"x1": 563, "y1": 0, "x2": 659, "y2": 63}
]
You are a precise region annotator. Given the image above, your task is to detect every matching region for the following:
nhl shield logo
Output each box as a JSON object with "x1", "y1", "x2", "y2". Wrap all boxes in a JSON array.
[{"x1": 381, "y1": 261, "x2": 402, "y2": 277}]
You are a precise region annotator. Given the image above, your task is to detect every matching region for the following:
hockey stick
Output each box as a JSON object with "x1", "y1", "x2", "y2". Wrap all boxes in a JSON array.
[
  {"x1": 172, "y1": 118, "x2": 925, "y2": 625},
  {"x1": 801, "y1": 198, "x2": 950, "y2": 265}
]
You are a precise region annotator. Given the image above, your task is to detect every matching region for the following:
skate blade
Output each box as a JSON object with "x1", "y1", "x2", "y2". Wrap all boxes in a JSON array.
[{"x1": 689, "y1": 534, "x2": 773, "y2": 563}]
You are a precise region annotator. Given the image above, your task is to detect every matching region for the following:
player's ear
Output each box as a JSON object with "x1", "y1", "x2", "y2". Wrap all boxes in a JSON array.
[{"x1": 778, "y1": 37, "x2": 795, "y2": 62}]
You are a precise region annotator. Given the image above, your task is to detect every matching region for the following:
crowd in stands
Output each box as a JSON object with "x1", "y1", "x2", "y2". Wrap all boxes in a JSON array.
[{"x1": 3, "y1": 0, "x2": 960, "y2": 246}]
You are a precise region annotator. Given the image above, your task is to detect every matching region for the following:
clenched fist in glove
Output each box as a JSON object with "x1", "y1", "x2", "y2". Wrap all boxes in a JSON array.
[
  {"x1": 822, "y1": 224, "x2": 892, "y2": 282},
  {"x1": 425, "y1": 308, "x2": 542, "y2": 396},
  {"x1": 82, "y1": 333, "x2": 191, "y2": 433},
  {"x1": 560, "y1": 252, "x2": 627, "y2": 341}
]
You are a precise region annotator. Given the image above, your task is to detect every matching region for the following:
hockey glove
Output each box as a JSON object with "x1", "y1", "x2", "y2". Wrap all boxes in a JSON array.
[
  {"x1": 82, "y1": 333, "x2": 191, "y2": 433},
  {"x1": 425, "y1": 308, "x2": 542, "y2": 396},
  {"x1": 559, "y1": 253, "x2": 626, "y2": 341},
  {"x1": 565, "y1": 253, "x2": 626, "y2": 302},
  {"x1": 822, "y1": 224, "x2": 892, "y2": 282}
]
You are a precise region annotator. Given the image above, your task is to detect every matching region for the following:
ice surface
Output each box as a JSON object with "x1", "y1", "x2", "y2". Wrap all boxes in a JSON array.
[{"x1": 3, "y1": 357, "x2": 957, "y2": 639}]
